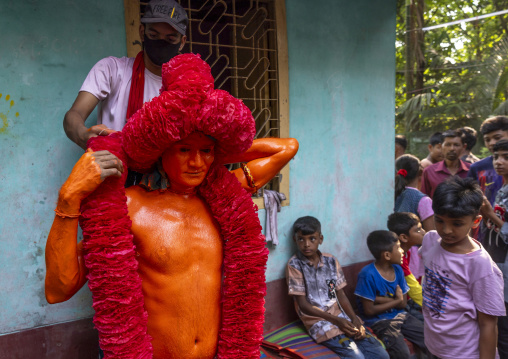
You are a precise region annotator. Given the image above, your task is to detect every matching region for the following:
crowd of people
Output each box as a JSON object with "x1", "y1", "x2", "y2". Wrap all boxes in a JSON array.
[{"x1": 287, "y1": 116, "x2": 508, "y2": 359}]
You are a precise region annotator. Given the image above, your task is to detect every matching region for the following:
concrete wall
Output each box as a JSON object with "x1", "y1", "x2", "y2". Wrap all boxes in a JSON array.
[
  {"x1": 264, "y1": 0, "x2": 396, "y2": 282},
  {"x1": 0, "y1": 0, "x2": 126, "y2": 335},
  {"x1": 0, "y1": 0, "x2": 396, "y2": 340}
]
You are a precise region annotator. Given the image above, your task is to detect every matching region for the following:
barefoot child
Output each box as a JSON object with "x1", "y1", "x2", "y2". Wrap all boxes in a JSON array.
[{"x1": 421, "y1": 177, "x2": 506, "y2": 358}]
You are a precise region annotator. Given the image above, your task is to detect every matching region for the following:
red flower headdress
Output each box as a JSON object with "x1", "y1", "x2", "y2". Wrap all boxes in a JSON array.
[{"x1": 79, "y1": 53, "x2": 268, "y2": 358}]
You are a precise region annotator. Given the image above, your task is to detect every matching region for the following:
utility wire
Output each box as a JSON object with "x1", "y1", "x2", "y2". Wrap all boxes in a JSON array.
[
  {"x1": 396, "y1": 61, "x2": 496, "y2": 72},
  {"x1": 404, "y1": 9, "x2": 508, "y2": 33},
  {"x1": 423, "y1": 9, "x2": 508, "y2": 31}
]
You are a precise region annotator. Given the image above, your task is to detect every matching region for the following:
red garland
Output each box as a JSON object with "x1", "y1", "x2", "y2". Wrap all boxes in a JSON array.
[
  {"x1": 199, "y1": 165, "x2": 268, "y2": 357},
  {"x1": 79, "y1": 53, "x2": 267, "y2": 358},
  {"x1": 80, "y1": 134, "x2": 153, "y2": 358}
]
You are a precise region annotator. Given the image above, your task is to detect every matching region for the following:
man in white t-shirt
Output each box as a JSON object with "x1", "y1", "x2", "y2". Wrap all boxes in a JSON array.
[{"x1": 63, "y1": 0, "x2": 188, "y2": 150}]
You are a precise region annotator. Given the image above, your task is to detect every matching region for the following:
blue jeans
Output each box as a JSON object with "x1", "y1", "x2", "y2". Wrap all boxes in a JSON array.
[{"x1": 322, "y1": 334, "x2": 390, "y2": 359}]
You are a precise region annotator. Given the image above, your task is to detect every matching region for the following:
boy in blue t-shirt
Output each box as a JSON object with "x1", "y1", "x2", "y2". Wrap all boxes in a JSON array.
[{"x1": 355, "y1": 230, "x2": 426, "y2": 359}]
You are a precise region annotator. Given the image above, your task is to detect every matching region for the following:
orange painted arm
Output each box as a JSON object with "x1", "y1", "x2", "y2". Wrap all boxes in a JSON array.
[
  {"x1": 226, "y1": 138, "x2": 299, "y2": 193},
  {"x1": 45, "y1": 217, "x2": 88, "y2": 304},
  {"x1": 45, "y1": 150, "x2": 123, "y2": 303}
]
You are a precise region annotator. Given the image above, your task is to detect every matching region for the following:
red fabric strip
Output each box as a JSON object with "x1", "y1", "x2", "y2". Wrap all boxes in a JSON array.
[{"x1": 126, "y1": 51, "x2": 145, "y2": 120}]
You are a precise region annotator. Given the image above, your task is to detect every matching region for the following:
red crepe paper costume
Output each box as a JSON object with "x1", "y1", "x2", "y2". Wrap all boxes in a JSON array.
[{"x1": 79, "y1": 53, "x2": 268, "y2": 358}]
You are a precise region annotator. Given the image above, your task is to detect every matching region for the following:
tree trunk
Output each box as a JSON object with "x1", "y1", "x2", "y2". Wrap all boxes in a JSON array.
[
  {"x1": 415, "y1": 0, "x2": 425, "y2": 96},
  {"x1": 405, "y1": 0, "x2": 414, "y2": 101}
]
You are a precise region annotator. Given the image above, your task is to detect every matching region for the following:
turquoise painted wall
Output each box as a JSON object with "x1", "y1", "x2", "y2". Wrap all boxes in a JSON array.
[
  {"x1": 0, "y1": 0, "x2": 396, "y2": 335},
  {"x1": 0, "y1": 1, "x2": 126, "y2": 334},
  {"x1": 263, "y1": 0, "x2": 396, "y2": 282}
]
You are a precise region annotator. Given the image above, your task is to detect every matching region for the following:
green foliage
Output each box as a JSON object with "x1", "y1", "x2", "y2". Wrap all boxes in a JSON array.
[
  {"x1": 396, "y1": 0, "x2": 508, "y2": 137},
  {"x1": 479, "y1": 146, "x2": 491, "y2": 159}
]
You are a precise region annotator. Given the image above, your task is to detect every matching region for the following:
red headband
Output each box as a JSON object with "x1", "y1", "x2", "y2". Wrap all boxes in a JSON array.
[{"x1": 397, "y1": 169, "x2": 408, "y2": 177}]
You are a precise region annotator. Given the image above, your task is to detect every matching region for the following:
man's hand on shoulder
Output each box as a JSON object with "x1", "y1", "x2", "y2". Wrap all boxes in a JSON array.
[
  {"x1": 58, "y1": 150, "x2": 124, "y2": 214},
  {"x1": 91, "y1": 150, "x2": 124, "y2": 181},
  {"x1": 83, "y1": 124, "x2": 116, "y2": 147},
  {"x1": 73, "y1": 123, "x2": 117, "y2": 150}
]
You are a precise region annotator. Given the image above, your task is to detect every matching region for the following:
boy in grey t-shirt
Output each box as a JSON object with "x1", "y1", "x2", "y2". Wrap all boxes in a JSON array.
[{"x1": 286, "y1": 216, "x2": 388, "y2": 359}]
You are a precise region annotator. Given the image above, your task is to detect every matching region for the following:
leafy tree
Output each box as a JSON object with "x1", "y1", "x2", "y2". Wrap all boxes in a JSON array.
[{"x1": 396, "y1": 0, "x2": 508, "y2": 141}]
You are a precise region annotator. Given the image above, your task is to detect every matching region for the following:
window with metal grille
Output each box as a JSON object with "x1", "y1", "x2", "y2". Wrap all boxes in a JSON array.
[{"x1": 123, "y1": 0, "x2": 290, "y2": 206}]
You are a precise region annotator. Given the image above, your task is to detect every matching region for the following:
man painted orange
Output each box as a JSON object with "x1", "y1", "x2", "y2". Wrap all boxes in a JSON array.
[{"x1": 45, "y1": 54, "x2": 298, "y2": 358}]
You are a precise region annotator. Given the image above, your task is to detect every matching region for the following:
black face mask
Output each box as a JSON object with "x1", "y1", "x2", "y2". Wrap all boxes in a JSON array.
[{"x1": 143, "y1": 35, "x2": 181, "y2": 66}]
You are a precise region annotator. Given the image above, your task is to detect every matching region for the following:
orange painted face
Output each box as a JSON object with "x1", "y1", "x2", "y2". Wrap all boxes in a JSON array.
[{"x1": 161, "y1": 132, "x2": 215, "y2": 192}]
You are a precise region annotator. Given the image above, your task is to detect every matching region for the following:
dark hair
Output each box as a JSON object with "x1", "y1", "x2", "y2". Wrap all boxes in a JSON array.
[
  {"x1": 395, "y1": 135, "x2": 408, "y2": 150},
  {"x1": 493, "y1": 138, "x2": 508, "y2": 152},
  {"x1": 432, "y1": 177, "x2": 483, "y2": 218},
  {"x1": 480, "y1": 116, "x2": 508, "y2": 135},
  {"x1": 458, "y1": 127, "x2": 477, "y2": 150},
  {"x1": 395, "y1": 154, "x2": 420, "y2": 199},
  {"x1": 293, "y1": 216, "x2": 321, "y2": 236},
  {"x1": 442, "y1": 129, "x2": 464, "y2": 144},
  {"x1": 387, "y1": 212, "x2": 420, "y2": 236},
  {"x1": 429, "y1": 132, "x2": 443, "y2": 146},
  {"x1": 367, "y1": 230, "x2": 399, "y2": 260}
]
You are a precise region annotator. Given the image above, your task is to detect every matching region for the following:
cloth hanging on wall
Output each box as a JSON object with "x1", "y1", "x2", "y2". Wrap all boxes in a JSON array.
[{"x1": 263, "y1": 189, "x2": 286, "y2": 246}]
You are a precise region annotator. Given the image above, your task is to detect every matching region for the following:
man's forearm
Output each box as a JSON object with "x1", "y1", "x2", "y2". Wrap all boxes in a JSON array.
[
  {"x1": 45, "y1": 150, "x2": 111, "y2": 303},
  {"x1": 484, "y1": 210, "x2": 504, "y2": 228},
  {"x1": 45, "y1": 214, "x2": 87, "y2": 303},
  {"x1": 222, "y1": 138, "x2": 298, "y2": 164},
  {"x1": 45, "y1": 185, "x2": 87, "y2": 304},
  {"x1": 64, "y1": 110, "x2": 89, "y2": 149},
  {"x1": 63, "y1": 91, "x2": 100, "y2": 149}
]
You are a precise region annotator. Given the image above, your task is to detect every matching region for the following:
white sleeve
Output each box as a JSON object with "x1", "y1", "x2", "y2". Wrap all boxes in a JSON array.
[{"x1": 79, "y1": 57, "x2": 119, "y2": 101}]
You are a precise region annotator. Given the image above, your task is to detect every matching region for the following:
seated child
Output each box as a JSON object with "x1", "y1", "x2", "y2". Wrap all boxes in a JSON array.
[
  {"x1": 421, "y1": 177, "x2": 506, "y2": 358},
  {"x1": 286, "y1": 216, "x2": 389, "y2": 359},
  {"x1": 355, "y1": 230, "x2": 426, "y2": 359},
  {"x1": 479, "y1": 139, "x2": 508, "y2": 358},
  {"x1": 387, "y1": 212, "x2": 425, "y2": 308}
]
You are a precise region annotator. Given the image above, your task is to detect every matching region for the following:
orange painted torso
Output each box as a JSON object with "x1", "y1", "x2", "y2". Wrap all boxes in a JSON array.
[{"x1": 126, "y1": 186, "x2": 223, "y2": 359}]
